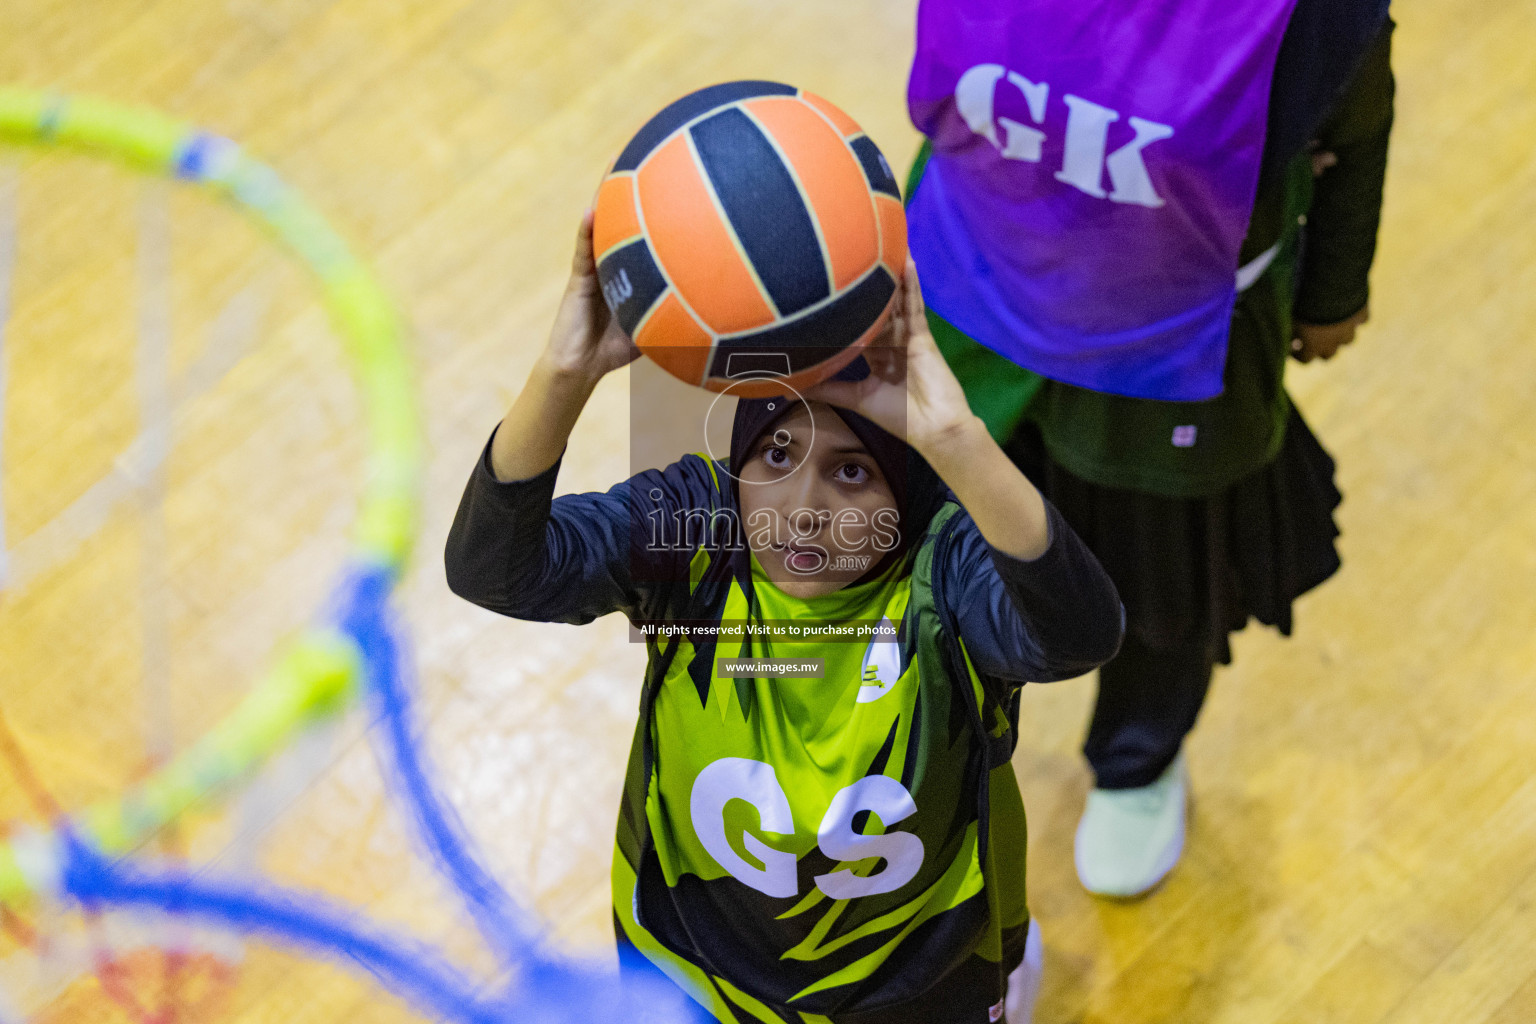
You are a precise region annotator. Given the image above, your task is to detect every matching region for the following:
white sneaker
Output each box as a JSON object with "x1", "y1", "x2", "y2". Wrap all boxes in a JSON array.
[{"x1": 1074, "y1": 751, "x2": 1189, "y2": 899}]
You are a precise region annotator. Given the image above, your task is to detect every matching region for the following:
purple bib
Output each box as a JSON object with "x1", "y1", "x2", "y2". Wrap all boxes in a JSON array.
[{"x1": 907, "y1": 0, "x2": 1298, "y2": 400}]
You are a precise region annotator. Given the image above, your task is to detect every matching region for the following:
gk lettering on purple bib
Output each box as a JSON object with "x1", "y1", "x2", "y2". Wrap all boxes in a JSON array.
[{"x1": 907, "y1": 0, "x2": 1298, "y2": 400}]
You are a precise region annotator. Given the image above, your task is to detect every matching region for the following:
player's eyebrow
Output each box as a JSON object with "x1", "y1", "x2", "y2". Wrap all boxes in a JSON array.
[{"x1": 754, "y1": 434, "x2": 803, "y2": 454}]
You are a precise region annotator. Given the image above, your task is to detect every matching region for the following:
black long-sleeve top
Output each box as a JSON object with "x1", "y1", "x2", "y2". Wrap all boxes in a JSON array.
[{"x1": 445, "y1": 436, "x2": 1123, "y2": 688}]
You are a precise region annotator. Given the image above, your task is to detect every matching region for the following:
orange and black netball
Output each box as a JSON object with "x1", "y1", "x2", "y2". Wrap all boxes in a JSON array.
[{"x1": 593, "y1": 81, "x2": 906, "y2": 397}]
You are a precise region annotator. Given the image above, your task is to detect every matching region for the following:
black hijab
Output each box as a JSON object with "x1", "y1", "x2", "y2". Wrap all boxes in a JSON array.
[{"x1": 726, "y1": 357, "x2": 949, "y2": 586}]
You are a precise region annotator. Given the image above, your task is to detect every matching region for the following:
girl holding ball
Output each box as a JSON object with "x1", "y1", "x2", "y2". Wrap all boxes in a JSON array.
[{"x1": 445, "y1": 209, "x2": 1123, "y2": 1023}]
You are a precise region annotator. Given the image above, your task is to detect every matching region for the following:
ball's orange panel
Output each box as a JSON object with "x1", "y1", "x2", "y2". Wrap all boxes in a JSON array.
[
  {"x1": 635, "y1": 291, "x2": 715, "y2": 387},
  {"x1": 800, "y1": 90, "x2": 864, "y2": 140},
  {"x1": 745, "y1": 97, "x2": 879, "y2": 294},
  {"x1": 593, "y1": 174, "x2": 642, "y2": 262},
  {"x1": 875, "y1": 194, "x2": 908, "y2": 277},
  {"x1": 637, "y1": 134, "x2": 777, "y2": 334}
]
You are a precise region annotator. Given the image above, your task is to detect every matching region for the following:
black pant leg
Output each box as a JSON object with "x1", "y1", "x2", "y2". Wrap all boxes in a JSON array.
[
  {"x1": 1001, "y1": 420, "x2": 1227, "y2": 789},
  {"x1": 1083, "y1": 627, "x2": 1214, "y2": 789}
]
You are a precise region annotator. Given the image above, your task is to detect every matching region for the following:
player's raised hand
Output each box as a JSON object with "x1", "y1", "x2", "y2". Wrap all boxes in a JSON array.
[
  {"x1": 805, "y1": 257, "x2": 978, "y2": 459},
  {"x1": 492, "y1": 209, "x2": 640, "y2": 483},
  {"x1": 542, "y1": 208, "x2": 641, "y2": 384}
]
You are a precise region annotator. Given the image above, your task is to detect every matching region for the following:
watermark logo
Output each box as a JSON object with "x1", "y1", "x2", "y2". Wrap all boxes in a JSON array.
[{"x1": 643, "y1": 501, "x2": 899, "y2": 575}]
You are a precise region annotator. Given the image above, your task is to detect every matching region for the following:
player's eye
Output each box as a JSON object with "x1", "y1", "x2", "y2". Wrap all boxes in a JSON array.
[
  {"x1": 762, "y1": 445, "x2": 793, "y2": 471},
  {"x1": 835, "y1": 462, "x2": 869, "y2": 484}
]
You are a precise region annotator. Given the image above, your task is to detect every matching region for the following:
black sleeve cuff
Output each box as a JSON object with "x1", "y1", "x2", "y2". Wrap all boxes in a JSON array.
[{"x1": 473, "y1": 426, "x2": 564, "y2": 508}]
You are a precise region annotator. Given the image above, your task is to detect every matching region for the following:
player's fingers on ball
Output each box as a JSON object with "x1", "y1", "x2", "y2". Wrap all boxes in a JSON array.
[
  {"x1": 573, "y1": 207, "x2": 597, "y2": 269},
  {"x1": 869, "y1": 305, "x2": 902, "y2": 351},
  {"x1": 903, "y1": 304, "x2": 938, "y2": 355},
  {"x1": 888, "y1": 281, "x2": 907, "y2": 326},
  {"x1": 903, "y1": 258, "x2": 926, "y2": 318}
]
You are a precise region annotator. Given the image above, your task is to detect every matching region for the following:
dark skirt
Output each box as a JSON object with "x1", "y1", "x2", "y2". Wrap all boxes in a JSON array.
[{"x1": 1004, "y1": 404, "x2": 1343, "y2": 666}]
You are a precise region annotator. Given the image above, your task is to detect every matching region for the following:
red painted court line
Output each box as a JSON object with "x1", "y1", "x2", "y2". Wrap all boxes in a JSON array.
[{"x1": 0, "y1": 702, "x2": 210, "y2": 1022}]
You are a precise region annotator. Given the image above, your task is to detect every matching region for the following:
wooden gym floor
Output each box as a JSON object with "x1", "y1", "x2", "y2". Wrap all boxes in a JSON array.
[{"x1": 0, "y1": 1, "x2": 1533, "y2": 1021}]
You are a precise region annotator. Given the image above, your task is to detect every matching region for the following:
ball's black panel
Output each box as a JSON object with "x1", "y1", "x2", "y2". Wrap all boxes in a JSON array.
[
  {"x1": 690, "y1": 107, "x2": 830, "y2": 319},
  {"x1": 707, "y1": 267, "x2": 896, "y2": 379},
  {"x1": 849, "y1": 136, "x2": 901, "y2": 199},
  {"x1": 612, "y1": 81, "x2": 798, "y2": 173},
  {"x1": 597, "y1": 238, "x2": 669, "y2": 338}
]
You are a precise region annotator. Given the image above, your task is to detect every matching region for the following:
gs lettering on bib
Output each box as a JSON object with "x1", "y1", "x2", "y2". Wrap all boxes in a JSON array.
[
  {"x1": 688, "y1": 758, "x2": 925, "y2": 901},
  {"x1": 907, "y1": 0, "x2": 1299, "y2": 400}
]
